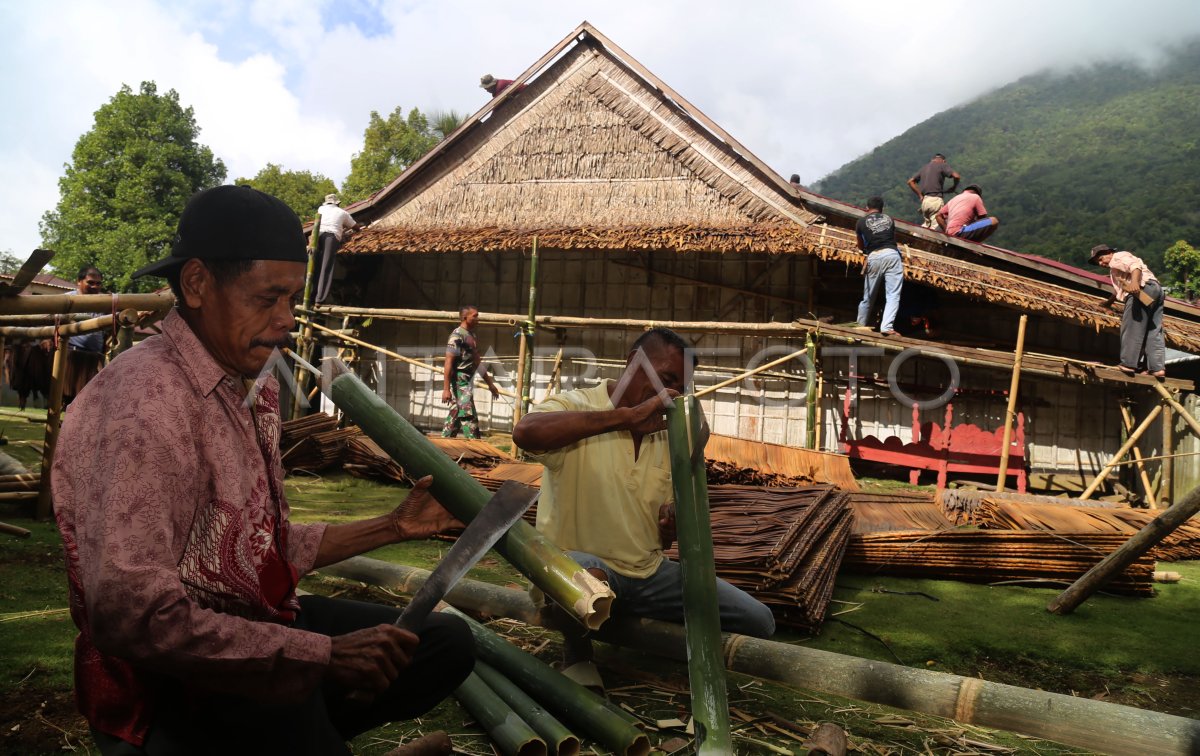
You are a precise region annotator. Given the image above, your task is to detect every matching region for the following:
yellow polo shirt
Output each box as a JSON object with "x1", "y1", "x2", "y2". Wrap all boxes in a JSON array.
[{"x1": 527, "y1": 380, "x2": 674, "y2": 578}]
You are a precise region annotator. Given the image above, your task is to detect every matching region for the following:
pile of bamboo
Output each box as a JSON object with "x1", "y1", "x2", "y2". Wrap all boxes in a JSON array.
[
  {"x1": 843, "y1": 530, "x2": 1156, "y2": 595},
  {"x1": 969, "y1": 499, "x2": 1200, "y2": 562},
  {"x1": 665, "y1": 485, "x2": 853, "y2": 633}
]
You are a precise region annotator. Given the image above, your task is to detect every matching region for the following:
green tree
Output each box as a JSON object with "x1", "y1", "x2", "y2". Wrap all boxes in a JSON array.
[
  {"x1": 1164, "y1": 240, "x2": 1200, "y2": 301},
  {"x1": 429, "y1": 109, "x2": 466, "y2": 141},
  {"x1": 235, "y1": 163, "x2": 337, "y2": 222},
  {"x1": 0, "y1": 250, "x2": 24, "y2": 276},
  {"x1": 40, "y1": 81, "x2": 226, "y2": 291},
  {"x1": 341, "y1": 106, "x2": 439, "y2": 203}
]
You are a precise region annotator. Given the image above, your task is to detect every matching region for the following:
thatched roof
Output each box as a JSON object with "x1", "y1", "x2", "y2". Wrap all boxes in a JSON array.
[{"x1": 340, "y1": 21, "x2": 1200, "y2": 352}]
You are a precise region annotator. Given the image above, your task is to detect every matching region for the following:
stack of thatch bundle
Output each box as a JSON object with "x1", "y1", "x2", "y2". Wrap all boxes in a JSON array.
[
  {"x1": 280, "y1": 414, "x2": 359, "y2": 472},
  {"x1": 665, "y1": 485, "x2": 853, "y2": 632},
  {"x1": 967, "y1": 499, "x2": 1200, "y2": 562},
  {"x1": 344, "y1": 435, "x2": 409, "y2": 483},
  {"x1": 939, "y1": 488, "x2": 1120, "y2": 524},
  {"x1": 843, "y1": 530, "x2": 1156, "y2": 596}
]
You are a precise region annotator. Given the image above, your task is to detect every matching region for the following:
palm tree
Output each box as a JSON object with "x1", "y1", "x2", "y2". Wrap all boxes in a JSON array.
[{"x1": 429, "y1": 110, "x2": 466, "y2": 141}]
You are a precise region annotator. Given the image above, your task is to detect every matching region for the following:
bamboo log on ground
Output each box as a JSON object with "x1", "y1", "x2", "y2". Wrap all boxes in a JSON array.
[
  {"x1": 1048, "y1": 481, "x2": 1200, "y2": 615},
  {"x1": 455, "y1": 670, "x2": 547, "y2": 756},
  {"x1": 328, "y1": 369, "x2": 612, "y2": 628},
  {"x1": 996, "y1": 315, "x2": 1027, "y2": 492},
  {"x1": 443, "y1": 608, "x2": 650, "y2": 756},
  {"x1": 324, "y1": 557, "x2": 1200, "y2": 756},
  {"x1": 1079, "y1": 404, "x2": 1163, "y2": 500},
  {"x1": 36, "y1": 337, "x2": 69, "y2": 520},
  {"x1": 0, "y1": 521, "x2": 31, "y2": 538},
  {"x1": 474, "y1": 660, "x2": 581, "y2": 756},
  {"x1": 665, "y1": 396, "x2": 732, "y2": 755},
  {"x1": 1120, "y1": 403, "x2": 1158, "y2": 508}
]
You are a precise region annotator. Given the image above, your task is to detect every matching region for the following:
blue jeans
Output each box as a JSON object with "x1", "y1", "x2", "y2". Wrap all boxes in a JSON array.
[
  {"x1": 568, "y1": 551, "x2": 776, "y2": 638},
  {"x1": 857, "y1": 248, "x2": 904, "y2": 332}
]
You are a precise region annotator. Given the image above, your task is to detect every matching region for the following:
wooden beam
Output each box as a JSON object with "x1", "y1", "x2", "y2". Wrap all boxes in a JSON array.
[
  {"x1": 36, "y1": 341, "x2": 69, "y2": 521},
  {"x1": 996, "y1": 315, "x2": 1028, "y2": 492},
  {"x1": 0, "y1": 249, "x2": 55, "y2": 296},
  {"x1": 1152, "y1": 381, "x2": 1200, "y2": 438},
  {"x1": 1079, "y1": 405, "x2": 1163, "y2": 500},
  {"x1": 693, "y1": 348, "x2": 807, "y2": 399},
  {"x1": 0, "y1": 292, "x2": 173, "y2": 316},
  {"x1": 1120, "y1": 403, "x2": 1159, "y2": 509}
]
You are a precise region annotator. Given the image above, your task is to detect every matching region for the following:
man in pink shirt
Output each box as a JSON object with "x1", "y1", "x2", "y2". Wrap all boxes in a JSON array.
[
  {"x1": 935, "y1": 184, "x2": 1000, "y2": 243},
  {"x1": 54, "y1": 186, "x2": 473, "y2": 754},
  {"x1": 1089, "y1": 243, "x2": 1166, "y2": 377}
]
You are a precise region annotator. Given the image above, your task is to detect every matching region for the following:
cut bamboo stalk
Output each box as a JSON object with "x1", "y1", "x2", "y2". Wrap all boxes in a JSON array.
[
  {"x1": 520, "y1": 237, "x2": 539, "y2": 418},
  {"x1": 1120, "y1": 403, "x2": 1158, "y2": 509},
  {"x1": 443, "y1": 608, "x2": 650, "y2": 756},
  {"x1": 474, "y1": 660, "x2": 581, "y2": 756},
  {"x1": 1049, "y1": 481, "x2": 1200, "y2": 615},
  {"x1": 36, "y1": 338, "x2": 69, "y2": 520},
  {"x1": 1079, "y1": 404, "x2": 1163, "y2": 500},
  {"x1": 806, "y1": 332, "x2": 818, "y2": 450},
  {"x1": 0, "y1": 491, "x2": 39, "y2": 500},
  {"x1": 514, "y1": 329, "x2": 528, "y2": 424},
  {"x1": 455, "y1": 670, "x2": 547, "y2": 756},
  {"x1": 328, "y1": 369, "x2": 612, "y2": 628},
  {"x1": 665, "y1": 396, "x2": 732, "y2": 755},
  {"x1": 327, "y1": 557, "x2": 1200, "y2": 756},
  {"x1": 1163, "y1": 402, "x2": 1174, "y2": 505},
  {"x1": 996, "y1": 315, "x2": 1027, "y2": 492},
  {"x1": 693, "y1": 348, "x2": 807, "y2": 399}
]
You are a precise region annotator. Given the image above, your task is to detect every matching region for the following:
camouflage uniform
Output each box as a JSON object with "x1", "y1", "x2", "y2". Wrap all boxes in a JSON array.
[{"x1": 442, "y1": 326, "x2": 482, "y2": 438}]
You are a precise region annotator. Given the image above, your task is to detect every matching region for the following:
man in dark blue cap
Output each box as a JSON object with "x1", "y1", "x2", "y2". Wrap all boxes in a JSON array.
[{"x1": 53, "y1": 185, "x2": 473, "y2": 754}]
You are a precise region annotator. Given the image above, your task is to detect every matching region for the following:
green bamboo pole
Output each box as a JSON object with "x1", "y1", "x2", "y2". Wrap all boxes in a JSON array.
[
  {"x1": 520, "y1": 237, "x2": 539, "y2": 417},
  {"x1": 665, "y1": 396, "x2": 733, "y2": 756},
  {"x1": 328, "y1": 370, "x2": 614, "y2": 628},
  {"x1": 443, "y1": 608, "x2": 650, "y2": 756},
  {"x1": 455, "y1": 670, "x2": 547, "y2": 756},
  {"x1": 293, "y1": 213, "x2": 322, "y2": 418},
  {"x1": 474, "y1": 661, "x2": 581, "y2": 756}
]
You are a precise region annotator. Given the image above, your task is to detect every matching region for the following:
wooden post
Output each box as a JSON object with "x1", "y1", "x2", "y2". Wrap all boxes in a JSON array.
[
  {"x1": 1079, "y1": 404, "x2": 1163, "y2": 500},
  {"x1": 292, "y1": 213, "x2": 322, "y2": 419},
  {"x1": 805, "y1": 331, "x2": 817, "y2": 449},
  {"x1": 36, "y1": 340, "x2": 69, "y2": 520},
  {"x1": 513, "y1": 330, "x2": 528, "y2": 425},
  {"x1": 1048, "y1": 480, "x2": 1200, "y2": 614},
  {"x1": 996, "y1": 315, "x2": 1028, "y2": 492},
  {"x1": 520, "y1": 237, "x2": 539, "y2": 418},
  {"x1": 1120, "y1": 402, "x2": 1158, "y2": 508},
  {"x1": 1162, "y1": 402, "x2": 1174, "y2": 506}
]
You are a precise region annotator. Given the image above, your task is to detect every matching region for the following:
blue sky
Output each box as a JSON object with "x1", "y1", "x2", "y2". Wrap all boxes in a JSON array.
[{"x1": 2, "y1": 0, "x2": 1198, "y2": 257}]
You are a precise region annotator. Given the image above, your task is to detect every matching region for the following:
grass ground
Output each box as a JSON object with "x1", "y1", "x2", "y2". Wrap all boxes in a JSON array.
[{"x1": 1, "y1": 420, "x2": 1197, "y2": 754}]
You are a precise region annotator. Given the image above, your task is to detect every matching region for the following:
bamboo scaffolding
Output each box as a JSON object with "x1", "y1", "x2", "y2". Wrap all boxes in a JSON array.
[
  {"x1": 327, "y1": 557, "x2": 1200, "y2": 756},
  {"x1": 0, "y1": 308, "x2": 145, "y2": 339},
  {"x1": 692, "y1": 348, "x2": 807, "y2": 399},
  {"x1": 0, "y1": 292, "x2": 173, "y2": 316},
  {"x1": 665, "y1": 396, "x2": 733, "y2": 755},
  {"x1": 455, "y1": 670, "x2": 547, "y2": 756},
  {"x1": 996, "y1": 315, "x2": 1027, "y2": 492},
  {"x1": 1120, "y1": 403, "x2": 1158, "y2": 508},
  {"x1": 328, "y1": 369, "x2": 612, "y2": 628},
  {"x1": 1079, "y1": 405, "x2": 1163, "y2": 500},
  {"x1": 1163, "y1": 402, "x2": 1175, "y2": 505},
  {"x1": 293, "y1": 214, "x2": 321, "y2": 418},
  {"x1": 473, "y1": 661, "x2": 580, "y2": 756},
  {"x1": 1152, "y1": 381, "x2": 1200, "y2": 438},
  {"x1": 1048, "y1": 481, "x2": 1200, "y2": 614},
  {"x1": 36, "y1": 339, "x2": 68, "y2": 520}
]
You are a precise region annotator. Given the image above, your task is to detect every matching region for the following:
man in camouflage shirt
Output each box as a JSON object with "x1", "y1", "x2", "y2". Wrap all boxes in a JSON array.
[{"x1": 442, "y1": 306, "x2": 500, "y2": 438}]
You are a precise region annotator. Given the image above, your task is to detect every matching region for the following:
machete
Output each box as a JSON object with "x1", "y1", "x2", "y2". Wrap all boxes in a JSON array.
[{"x1": 393, "y1": 479, "x2": 539, "y2": 632}]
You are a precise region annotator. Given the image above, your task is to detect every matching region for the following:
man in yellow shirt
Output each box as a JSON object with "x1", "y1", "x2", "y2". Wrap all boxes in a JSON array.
[{"x1": 512, "y1": 328, "x2": 775, "y2": 681}]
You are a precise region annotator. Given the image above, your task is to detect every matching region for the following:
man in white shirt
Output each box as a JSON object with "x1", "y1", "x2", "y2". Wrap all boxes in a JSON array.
[{"x1": 315, "y1": 194, "x2": 360, "y2": 304}]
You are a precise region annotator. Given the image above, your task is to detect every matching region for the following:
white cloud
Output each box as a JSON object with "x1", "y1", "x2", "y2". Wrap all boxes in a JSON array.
[{"x1": 2, "y1": 0, "x2": 1198, "y2": 258}]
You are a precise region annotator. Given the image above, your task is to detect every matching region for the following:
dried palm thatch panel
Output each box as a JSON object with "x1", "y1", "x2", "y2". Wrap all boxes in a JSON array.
[
  {"x1": 665, "y1": 485, "x2": 853, "y2": 633},
  {"x1": 425, "y1": 435, "x2": 514, "y2": 469},
  {"x1": 939, "y1": 488, "x2": 1123, "y2": 524},
  {"x1": 369, "y1": 49, "x2": 813, "y2": 235},
  {"x1": 843, "y1": 530, "x2": 1156, "y2": 596},
  {"x1": 704, "y1": 433, "x2": 860, "y2": 491},
  {"x1": 281, "y1": 420, "x2": 361, "y2": 473},
  {"x1": 847, "y1": 497, "x2": 953, "y2": 535},
  {"x1": 344, "y1": 435, "x2": 408, "y2": 484},
  {"x1": 479, "y1": 462, "x2": 544, "y2": 487},
  {"x1": 969, "y1": 499, "x2": 1200, "y2": 561}
]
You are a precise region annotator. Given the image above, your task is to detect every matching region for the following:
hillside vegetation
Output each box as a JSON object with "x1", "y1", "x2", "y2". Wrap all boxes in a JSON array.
[{"x1": 814, "y1": 41, "x2": 1200, "y2": 272}]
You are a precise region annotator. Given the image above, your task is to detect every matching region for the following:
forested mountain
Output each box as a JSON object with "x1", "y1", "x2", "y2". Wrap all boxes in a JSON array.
[{"x1": 814, "y1": 41, "x2": 1200, "y2": 272}]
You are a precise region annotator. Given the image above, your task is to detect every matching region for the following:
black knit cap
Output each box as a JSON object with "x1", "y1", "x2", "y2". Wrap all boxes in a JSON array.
[{"x1": 132, "y1": 185, "x2": 307, "y2": 279}]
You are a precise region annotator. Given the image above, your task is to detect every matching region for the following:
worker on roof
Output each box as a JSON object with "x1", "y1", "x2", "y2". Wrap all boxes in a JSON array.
[
  {"x1": 855, "y1": 195, "x2": 904, "y2": 336},
  {"x1": 480, "y1": 73, "x2": 523, "y2": 98},
  {"x1": 314, "y1": 193, "x2": 361, "y2": 304},
  {"x1": 512, "y1": 327, "x2": 775, "y2": 691},
  {"x1": 1089, "y1": 243, "x2": 1166, "y2": 378},
  {"x1": 53, "y1": 185, "x2": 473, "y2": 754},
  {"x1": 936, "y1": 184, "x2": 1000, "y2": 243},
  {"x1": 907, "y1": 153, "x2": 960, "y2": 229}
]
